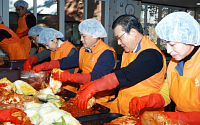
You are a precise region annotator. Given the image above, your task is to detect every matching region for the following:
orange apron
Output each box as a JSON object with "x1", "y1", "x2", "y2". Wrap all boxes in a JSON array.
[
  {"x1": 0, "y1": 24, "x2": 29, "y2": 60},
  {"x1": 16, "y1": 13, "x2": 32, "y2": 53},
  {"x1": 79, "y1": 39, "x2": 116, "y2": 103},
  {"x1": 100, "y1": 35, "x2": 166, "y2": 115},
  {"x1": 167, "y1": 49, "x2": 200, "y2": 112},
  {"x1": 51, "y1": 40, "x2": 79, "y2": 92},
  {"x1": 38, "y1": 47, "x2": 45, "y2": 53}
]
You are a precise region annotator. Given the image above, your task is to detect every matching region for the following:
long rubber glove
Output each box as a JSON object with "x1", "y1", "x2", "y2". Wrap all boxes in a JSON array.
[
  {"x1": 17, "y1": 29, "x2": 29, "y2": 38},
  {"x1": 0, "y1": 108, "x2": 23, "y2": 124},
  {"x1": 163, "y1": 111, "x2": 200, "y2": 125},
  {"x1": 129, "y1": 94, "x2": 165, "y2": 118},
  {"x1": 51, "y1": 70, "x2": 91, "y2": 84},
  {"x1": 74, "y1": 73, "x2": 119, "y2": 109},
  {"x1": 32, "y1": 60, "x2": 60, "y2": 73},
  {"x1": 23, "y1": 55, "x2": 38, "y2": 70}
]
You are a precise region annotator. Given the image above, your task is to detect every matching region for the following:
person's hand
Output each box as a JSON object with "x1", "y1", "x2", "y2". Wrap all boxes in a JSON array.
[
  {"x1": 74, "y1": 73, "x2": 120, "y2": 109},
  {"x1": 0, "y1": 108, "x2": 23, "y2": 124},
  {"x1": 32, "y1": 62, "x2": 48, "y2": 73},
  {"x1": 23, "y1": 55, "x2": 38, "y2": 70},
  {"x1": 129, "y1": 94, "x2": 165, "y2": 118},
  {"x1": 23, "y1": 61, "x2": 31, "y2": 70},
  {"x1": 73, "y1": 82, "x2": 96, "y2": 109},
  {"x1": 77, "y1": 81, "x2": 93, "y2": 94},
  {"x1": 51, "y1": 70, "x2": 70, "y2": 82},
  {"x1": 17, "y1": 29, "x2": 29, "y2": 38},
  {"x1": 129, "y1": 97, "x2": 148, "y2": 118},
  {"x1": 32, "y1": 60, "x2": 60, "y2": 73},
  {"x1": 52, "y1": 71, "x2": 91, "y2": 84}
]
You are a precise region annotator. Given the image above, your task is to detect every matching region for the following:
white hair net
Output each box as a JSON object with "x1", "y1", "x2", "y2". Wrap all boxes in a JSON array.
[
  {"x1": 14, "y1": 0, "x2": 28, "y2": 8},
  {"x1": 38, "y1": 28, "x2": 64, "y2": 44},
  {"x1": 155, "y1": 12, "x2": 200, "y2": 46},
  {"x1": 78, "y1": 19, "x2": 107, "y2": 38},
  {"x1": 0, "y1": 16, "x2": 2, "y2": 24},
  {"x1": 28, "y1": 25, "x2": 45, "y2": 37}
]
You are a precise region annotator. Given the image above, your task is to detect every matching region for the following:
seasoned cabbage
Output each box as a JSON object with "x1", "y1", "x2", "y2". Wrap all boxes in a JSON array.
[
  {"x1": 24, "y1": 102, "x2": 81, "y2": 125},
  {"x1": 14, "y1": 80, "x2": 37, "y2": 95}
]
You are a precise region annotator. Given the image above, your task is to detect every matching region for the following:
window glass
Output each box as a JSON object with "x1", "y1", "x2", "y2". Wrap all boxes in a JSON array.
[
  {"x1": 37, "y1": 0, "x2": 58, "y2": 29},
  {"x1": 140, "y1": 5, "x2": 145, "y2": 32},
  {"x1": 146, "y1": 5, "x2": 159, "y2": 44},
  {"x1": 9, "y1": 0, "x2": 33, "y2": 30},
  {"x1": 198, "y1": 12, "x2": 200, "y2": 24},
  {"x1": 159, "y1": 7, "x2": 170, "y2": 50}
]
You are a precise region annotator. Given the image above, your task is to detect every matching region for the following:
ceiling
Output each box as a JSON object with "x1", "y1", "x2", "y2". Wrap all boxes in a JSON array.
[{"x1": 141, "y1": 0, "x2": 200, "y2": 8}]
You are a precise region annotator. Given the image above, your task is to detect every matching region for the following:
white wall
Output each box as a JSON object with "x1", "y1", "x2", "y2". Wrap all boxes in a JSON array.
[{"x1": 108, "y1": 0, "x2": 141, "y2": 55}]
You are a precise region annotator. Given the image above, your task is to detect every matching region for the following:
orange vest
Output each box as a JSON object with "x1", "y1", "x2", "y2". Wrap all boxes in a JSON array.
[
  {"x1": 167, "y1": 48, "x2": 200, "y2": 112},
  {"x1": 0, "y1": 24, "x2": 29, "y2": 60},
  {"x1": 79, "y1": 39, "x2": 116, "y2": 103},
  {"x1": 79, "y1": 39, "x2": 116, "y2": 73},
  {"x1": 51, "y1": 40, "x2": 79, "y2": 93},
  {"x1": 16, "y1": 13, "x2": 32, "y2": 53},
  {"x1": 101, "y1": 35, "x2": 167, "y2": 115},
  {"x1": 38, "y1": 47, "x2": 45, "y2": 53},
  {"x1": 51, "y1": 40, "x2": 77, "y2": 60}
]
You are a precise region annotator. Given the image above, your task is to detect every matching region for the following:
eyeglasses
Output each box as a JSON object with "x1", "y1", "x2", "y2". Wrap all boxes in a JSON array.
[
  {"x1": 115, "y1": 32, "x2": 126, "y2": 41},
  {"x1": 30, "y1": 35, "x2": 38, "y2": 41},
  {"x1": 43, "y1": 43, "x2": 50, "y2": 47},
  {"x1": 16, "y1": 7, "x2": 23, "y2": 12},
  {"x1": 16, "y1": 9, "x2": 21, "y2": 12},
  {"x1": 43, "y1": 40, "x2": 54, "y2": 48}
]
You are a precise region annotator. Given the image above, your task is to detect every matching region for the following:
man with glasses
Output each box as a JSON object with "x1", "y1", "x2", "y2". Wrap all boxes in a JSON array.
[
  {"x1": 14, "y1": 0, "x2": 36, "y2": 55},
  {"x1": 74, "y1": 14, "x2": 168, "y2": 115},
  {"x1": 0, "y1": 16, "x2": 29, "y2": 60}
]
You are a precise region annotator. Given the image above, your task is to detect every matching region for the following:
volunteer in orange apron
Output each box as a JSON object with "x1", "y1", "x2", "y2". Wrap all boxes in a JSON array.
[
  {"x1": 28, "y1": 25, "x2": 46, "y2": 54},
  {"x1": 0, "y1": 16, "x2": 29, "y2": 60},
  {"x1": 14, "y1": 0, "x2": 36, "y2": 54},
  {"x1": 24, "y1": 28, "x2": 78, "y2": 92},
  {"x1": 32, "y1": 19, "x2": 116, "y2": 96},
  {"x1": 73, "y1": 15, "x2": 166, "y2": 115},
  {"x1": 129, "y1": 12, "x2": 200, "y2": 125}
]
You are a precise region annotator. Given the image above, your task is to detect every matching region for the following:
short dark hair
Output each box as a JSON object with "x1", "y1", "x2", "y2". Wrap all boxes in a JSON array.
[{"x1": 112, "y1": 14, "x2": 143, "y2": 34}]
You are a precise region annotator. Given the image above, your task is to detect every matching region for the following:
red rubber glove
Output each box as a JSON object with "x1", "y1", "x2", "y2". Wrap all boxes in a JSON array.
[
  {"x1": 17, "y1": 33, "x2": 24, "y2": 38},
  {"x1": 23, "y1": 55, "x2": 38, "y2": 70},
  {"x1": 32, "y1": 60, "x2": 60, "y2": 73},
  {"x1": 0, "y1": 108, "x2": 23, "y2": 124},
  {"x1": 129, "y1": 94, "x2": 165, "y2": 118},
  {"x1": 51, "y1": 71, "x2": 91, "y2": 84},
  {"x1": 74, "y1": 73, "x2": 119, "y2": 109},
  {"x1": 17, "y1": 29, "x2": 29, "y2": 38},
  {"x1": 77, "y1": 80, "x2": 93, "y2": 94},
  {"x1": 163, "y1": 111, "x2": 200, "y2": 125}
]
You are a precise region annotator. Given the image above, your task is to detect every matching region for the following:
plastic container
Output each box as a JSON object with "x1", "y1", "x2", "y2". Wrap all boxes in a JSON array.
[
  {"x1": 76, "y1": 113, "x2": 123, "y2": 125},
  {"x1": 0, "y1": 68, "x2": 21, "y2": 82},
  {"x1": 58, "y1": 89, "x2": 110, "y2": 116},
  {"x1": 4, "y1": 59, "x2": 26, "y2": 70}
]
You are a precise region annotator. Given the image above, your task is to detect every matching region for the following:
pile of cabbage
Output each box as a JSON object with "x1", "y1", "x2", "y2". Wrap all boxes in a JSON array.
[{"x1": 24, "y1": 102, "x2": 81, "y2": 125}]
